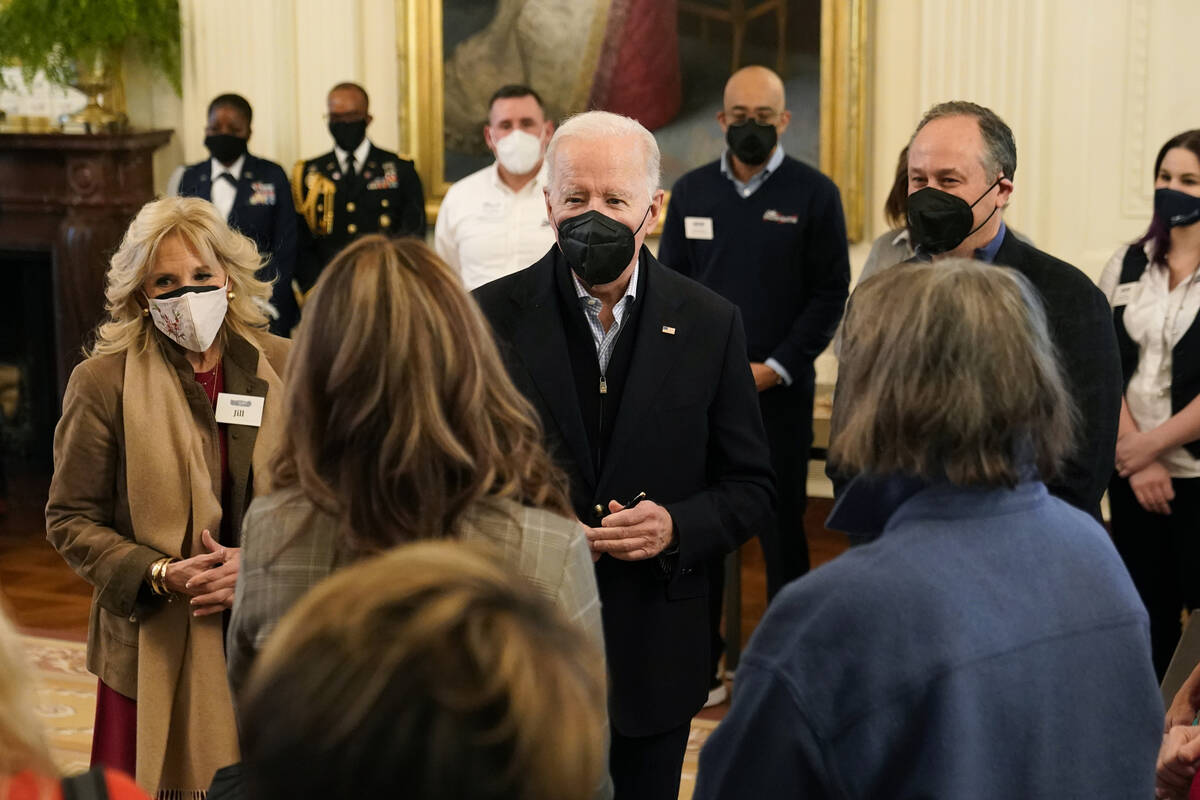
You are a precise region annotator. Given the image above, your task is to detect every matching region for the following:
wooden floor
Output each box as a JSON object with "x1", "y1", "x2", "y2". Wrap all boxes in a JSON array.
[
  {"x1": 0, "y1": 472, "x2": 92, "y2": 640},
  {"x1": 0, "y1": 469, "x2": 848, "y2": 650}
]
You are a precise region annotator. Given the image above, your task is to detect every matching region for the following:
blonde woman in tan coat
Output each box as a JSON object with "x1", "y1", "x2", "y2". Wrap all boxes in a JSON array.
[{"x1": 45, "y1": 196, "x2": 290, "y2": 798}]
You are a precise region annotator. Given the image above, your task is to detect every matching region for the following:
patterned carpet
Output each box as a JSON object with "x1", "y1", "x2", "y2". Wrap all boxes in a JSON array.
[
  {"x1": 23, "y1": 635, "x2": 93, "y2": 775},
  {"x1": 22, "y1": 633, "x2": 722, "y2": 797}
]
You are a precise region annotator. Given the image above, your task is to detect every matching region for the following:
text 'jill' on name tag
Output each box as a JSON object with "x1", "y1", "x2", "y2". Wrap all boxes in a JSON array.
[
  {"x1": 214, "y1": 392, "x2": 264, "y2": 427},
  {"x1": 684, "y1": 216, "x2": 714, "y2": 240}
]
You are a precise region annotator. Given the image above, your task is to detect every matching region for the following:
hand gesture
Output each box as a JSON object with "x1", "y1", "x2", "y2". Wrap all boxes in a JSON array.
[
  {"x1": 1130, "y1": 461, "x2": 1175, "y2": 515},
  {"x1": 1117, "y1": 430, "x2": 1164, "y2": 477},
  {"x1": 586, "y1": 499, "x2": 675, "y2": 561},
  {"x1": 1166, "y1": 664, "x2": 1200, "y2": 730},
  {"x1": 163, "y1": 529, "x2": 240, "y2": 617},
  {"x1": 1156, "y1": 725, "x2": 1200, "y2": 799},
  {"x1": 750, "y1": 362, "x2": 781, "y2": 393}
]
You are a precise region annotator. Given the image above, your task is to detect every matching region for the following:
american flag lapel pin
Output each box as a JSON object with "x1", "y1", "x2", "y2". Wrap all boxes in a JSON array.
[{"x1": 661, "y1": 325, "x2": 676, "y2": 335}]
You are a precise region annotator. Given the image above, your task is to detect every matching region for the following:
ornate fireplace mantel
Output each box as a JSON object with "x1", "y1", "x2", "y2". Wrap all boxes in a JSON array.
[{"x1": 0, "y1": 130, "x2": 172, "y2": 396}]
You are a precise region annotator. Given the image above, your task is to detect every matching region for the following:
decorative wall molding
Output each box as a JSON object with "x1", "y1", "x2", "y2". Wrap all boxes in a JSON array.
[{"x1": 1120, "y1": 0, "x2": 1151, "y2": 219}]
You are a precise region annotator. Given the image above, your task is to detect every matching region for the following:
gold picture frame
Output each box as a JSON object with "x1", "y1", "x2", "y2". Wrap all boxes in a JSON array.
[{"x1": 401, "y1": 0, "x2": 868, "y2": 241}]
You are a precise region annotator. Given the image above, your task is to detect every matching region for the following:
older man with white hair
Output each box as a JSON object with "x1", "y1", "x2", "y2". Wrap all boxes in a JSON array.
[{"x1": 474, "y1": 111, "x2": 775, "y2": 800}]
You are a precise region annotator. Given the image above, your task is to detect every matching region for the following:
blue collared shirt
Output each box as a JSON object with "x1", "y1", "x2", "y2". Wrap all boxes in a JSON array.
[
  {"x1": 720, "y1": 145, "x2": 785, "y2": 199},
  {"x1": 719, "y1": 145, "x2": 793, "y2": 386},
  {"x1": 572, "y1": 260, "x2": 640, "y2": 374},
  {"x1": 974, "y1": 220, "x2": 1008, "y2": 263},
  {"x1": 913, "y1": 220, "x2": 1008, "y2": 263}
]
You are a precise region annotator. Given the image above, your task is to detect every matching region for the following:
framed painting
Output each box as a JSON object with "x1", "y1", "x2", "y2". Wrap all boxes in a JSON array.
[{"x1": 400, "y1": 0, "x2": 867, "y2": 240}]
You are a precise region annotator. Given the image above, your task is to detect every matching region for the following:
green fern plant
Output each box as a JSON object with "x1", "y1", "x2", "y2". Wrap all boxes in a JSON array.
[{"x1": 0, "y1": 0, "x2": 181, "y2": 93}]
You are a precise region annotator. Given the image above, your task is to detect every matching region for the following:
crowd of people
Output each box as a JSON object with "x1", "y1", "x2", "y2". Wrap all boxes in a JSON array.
[{"x1": 9, "y1": 62, "x2": 1199, "y2": 800}]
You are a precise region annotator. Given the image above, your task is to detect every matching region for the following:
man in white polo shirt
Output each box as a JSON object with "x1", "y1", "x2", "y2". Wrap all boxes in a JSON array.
[{"x1": 435, "y1": 85, "x2": 556, "y2": 289}]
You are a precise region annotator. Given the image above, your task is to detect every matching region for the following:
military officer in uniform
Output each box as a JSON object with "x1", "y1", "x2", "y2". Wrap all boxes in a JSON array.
[
  {"x1": 174, "y1": 93, "x2": 300, "y2": 335},
  {"x1": 292, "y1": 82, "x2": 426, "y2": 291}
]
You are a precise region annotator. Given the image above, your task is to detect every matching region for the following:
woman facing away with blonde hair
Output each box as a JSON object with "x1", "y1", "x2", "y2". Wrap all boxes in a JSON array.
[
  {"x1": 225, "y1": 236, "x2": 605, "y2": 721},
  {"x1": 45, "y1": 196, "x2": 290, "y2": 797},
  {"x1": 238, "y1": 540, "x2": 607, "y2": 800},
  {"x1": 0, "y1": 602, "x2": 150, "y2": 799},
  {"x1": 694, "y1": 260, "x2": 1163, "y2": 800}
]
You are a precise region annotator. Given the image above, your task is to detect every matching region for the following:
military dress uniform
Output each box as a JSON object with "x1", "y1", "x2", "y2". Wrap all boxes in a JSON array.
[
  {"x1": 177, "y1": 153, "x2": 300, "y2": 334},
  {"x1": 291, "y1": 143, "x2": 426, "y2": 291}
]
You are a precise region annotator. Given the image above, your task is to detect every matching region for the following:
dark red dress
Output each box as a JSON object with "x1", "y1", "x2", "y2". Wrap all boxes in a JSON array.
[{"x1": 90, "y1": 362, "x2": 229, "y2": 776}]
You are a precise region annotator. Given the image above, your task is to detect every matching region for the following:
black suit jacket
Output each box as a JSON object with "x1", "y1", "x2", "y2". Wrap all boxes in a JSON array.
[
  {"x1": 474, "y1": 247, "x2": 774, "y2": 736},
  {"x1": 178, "y1": 154, "x2": 299, "y2": 334},
  {"x1": 292, "y1": 144, "x2": 425, "y2": 290},
  {"x1": 830, "y1": 230, "x2": 1121, "y2": 519},
  {"x1": 991, "y1": 231, "x2": 1122, "y2": 516}
]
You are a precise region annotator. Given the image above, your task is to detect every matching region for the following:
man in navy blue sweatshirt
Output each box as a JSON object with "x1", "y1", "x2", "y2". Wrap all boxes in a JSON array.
[{"x1": 658, "y1": 66, "x2": 850, "y2": 698}]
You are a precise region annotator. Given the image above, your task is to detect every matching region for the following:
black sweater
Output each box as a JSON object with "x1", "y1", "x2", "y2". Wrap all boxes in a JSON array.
[{"x1": 657, "y1": 155, "x2": 850, "y2": 384}]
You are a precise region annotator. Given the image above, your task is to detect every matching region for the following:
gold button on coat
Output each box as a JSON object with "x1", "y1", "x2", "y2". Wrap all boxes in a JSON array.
[
  {"x1": 346, "y1": 201, "x2": 356, "y2": 212},
  {"x1": 347, "y1": 223, "x2": 358, "y2": 234},
  {"x1": 381, "y1": 198, "x2": 390, "y2": 208},
  {"x1": 379, "y1": 214, "x2": 391, "y2": 227}
]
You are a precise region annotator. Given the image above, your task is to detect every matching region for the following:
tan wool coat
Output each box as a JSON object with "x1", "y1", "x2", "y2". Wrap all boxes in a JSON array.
[{"x1": 46, "y1": 329, "x2": 289, "y2": 796}]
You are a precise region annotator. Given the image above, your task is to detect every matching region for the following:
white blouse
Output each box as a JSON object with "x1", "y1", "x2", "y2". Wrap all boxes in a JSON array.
[{"x1": 1099, "y1": 243, "x2": 1200, "y2": 477}]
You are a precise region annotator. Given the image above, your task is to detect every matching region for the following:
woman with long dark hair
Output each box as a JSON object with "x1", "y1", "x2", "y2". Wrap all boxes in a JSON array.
[{"x1": 1101, "y1": 129, "x2": 1200, "y2": 680}]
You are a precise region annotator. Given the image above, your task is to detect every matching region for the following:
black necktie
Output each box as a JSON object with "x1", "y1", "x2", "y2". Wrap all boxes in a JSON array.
[
  {"x1": 217, "y1": 172, "x2": 237, "y2": 187},
  {"x1": 345, "y1": 152, "x2": 356, "y2": 179}
]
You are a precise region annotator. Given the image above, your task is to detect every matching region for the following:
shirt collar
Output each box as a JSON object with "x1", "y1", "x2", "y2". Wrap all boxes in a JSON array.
[
  {"x1": 827, "y1": 468, "x2": 1043, "y2": 542},
  {"x1": 210, "y1": 154, "x2": 245, "y2": 181},
  {"x1": 973, "y1": 220, "x2": 1008, "y2": 263},
  {"x1": 334, "y1": 138, "x2": 373, "y2": 171},
  {"x1": 826, "y1": 473, "x2": 931, "y2": 542},
  {"x1": 720, "y1": 145, "x2": 785, "y2": 184},
  {"x1": 572, "y1": 256, "x2": 641, "y2": 305}
]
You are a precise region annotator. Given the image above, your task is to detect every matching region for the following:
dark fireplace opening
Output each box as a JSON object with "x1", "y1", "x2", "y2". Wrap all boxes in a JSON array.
[{"x1": 0, "y1": 249, "x2": 58, "y2": 489}]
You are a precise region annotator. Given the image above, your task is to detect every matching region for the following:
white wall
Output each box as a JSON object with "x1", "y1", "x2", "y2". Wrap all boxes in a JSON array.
[{"x1": 139, "y1": 0, "x2": 404, "y2": 194}]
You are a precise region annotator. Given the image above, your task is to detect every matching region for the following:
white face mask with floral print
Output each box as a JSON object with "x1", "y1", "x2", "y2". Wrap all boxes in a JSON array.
[{"x1": 146, "y1": 281, "x2": 229, "y2": 352}]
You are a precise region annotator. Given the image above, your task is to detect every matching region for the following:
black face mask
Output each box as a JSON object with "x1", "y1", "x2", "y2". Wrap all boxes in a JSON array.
[
  {"x1": 726, "y1": 120, "x2": 778, "y2": 166},
  {"x1": 1155, "y1": 188, "x2": 1200, "y2": 229},
  {"x1": 154, "y1": 284, "x2": 221, "y2": 300},
  {"x1": 329, "y1": 120, "x2": 367, "y2": 152},
  {"x1": 906, "y1": 176, "x2": 1004, "y2": 255},
  {"x1": 204, "y1": 134, "x2": 247, "y2": 166},
  {"x1": 556, "y1": 207, "x2": 651, "y2": 286}
]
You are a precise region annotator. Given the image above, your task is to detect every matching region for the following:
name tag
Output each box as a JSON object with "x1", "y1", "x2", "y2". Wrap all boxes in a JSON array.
[
  {"x1": 214, "y1": 392, "x2": 264, "y2": 427},
  {"x1": 684, "y1": 216, "x2": 714, "y2": 240},
  {"x1": 1112, "y1": 282, "x2": 1141, "y2": 308}
]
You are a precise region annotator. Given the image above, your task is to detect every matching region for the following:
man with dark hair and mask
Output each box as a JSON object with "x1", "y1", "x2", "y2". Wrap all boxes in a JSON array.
[
  {"x1": 834, "y1": 100, "x2": 1121, "y2": 519},
  {"x1": 435, "y1": 84, "x2": 556, "y2": 290},
  {"x1": 173, "y1": 93, "x2": 299, "y2": 335},
  {"x1": 291, "y1": 82, "x2": 425, "y2": 292},
  {"x1": 657, "y1": 66, "x2": 850, "y2": 701},
  {"x1": 474, "y1": 110, "x2": 774, "y2": 800}
]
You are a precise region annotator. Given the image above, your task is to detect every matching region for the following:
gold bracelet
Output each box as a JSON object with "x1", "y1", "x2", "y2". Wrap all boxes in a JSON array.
[
  {"x1": 148, "y1": 557, "x2": 176, "y2": 596},
  {"x1": 149, "y1": 558, "x2": 166, "y2": 595}
]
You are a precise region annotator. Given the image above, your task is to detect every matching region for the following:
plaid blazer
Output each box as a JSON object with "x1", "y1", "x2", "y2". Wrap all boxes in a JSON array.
[{"x1": 226, "y1": 488, "x2": 605, "y2": 695}]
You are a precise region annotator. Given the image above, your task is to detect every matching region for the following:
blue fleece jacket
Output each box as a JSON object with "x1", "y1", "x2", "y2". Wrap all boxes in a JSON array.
[{"x1": 694, "y1": 477, "x2": 1162, "y2": 799}]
